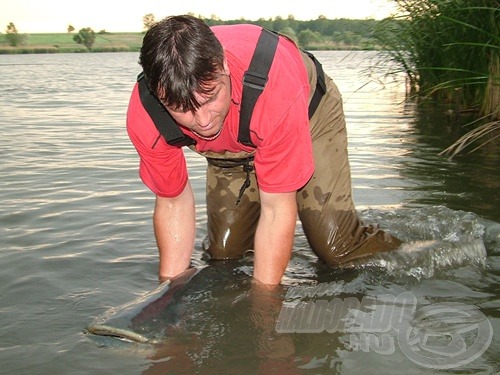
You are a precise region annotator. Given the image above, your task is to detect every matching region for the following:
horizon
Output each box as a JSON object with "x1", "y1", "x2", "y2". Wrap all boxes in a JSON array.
[
  {"x1": 0, "y1": 0, "x2": 398, "y2": 34},
  {"x1": 3, "y1": 15, "x2": 389, "y2": 35}
]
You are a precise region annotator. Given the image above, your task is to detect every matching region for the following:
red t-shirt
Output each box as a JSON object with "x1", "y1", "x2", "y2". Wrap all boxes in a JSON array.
[{"x1": 127, "y1": 24, "x2": 314, "y2": 197}]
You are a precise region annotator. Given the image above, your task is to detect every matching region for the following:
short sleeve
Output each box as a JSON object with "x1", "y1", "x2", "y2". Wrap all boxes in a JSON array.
[{"x1": 126, "y1": 84, "x2": 188, "y2": 197}]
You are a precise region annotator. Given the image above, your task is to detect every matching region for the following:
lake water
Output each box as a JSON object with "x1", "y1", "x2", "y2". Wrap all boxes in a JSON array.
[{"x1": 0, "y1": 51, "x2": 498, "y2": 374}]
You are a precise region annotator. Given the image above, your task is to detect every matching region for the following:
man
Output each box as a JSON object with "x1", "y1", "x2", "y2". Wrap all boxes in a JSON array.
[{"x1": 127, "y1": 15, "x2": 401, "y2": 285}]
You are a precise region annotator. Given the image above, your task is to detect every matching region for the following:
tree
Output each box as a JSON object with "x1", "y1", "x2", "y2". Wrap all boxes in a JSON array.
[
  {"x1": 297, "y1": 29, "x2": 321, "y2": 49},
  {"x1": 73, "y1": 27, "x2": 96, "y2": 50},
  {"x1": 279, "y1": 27, "x2": 298, "y2": 44},
  {"x1": 5, "y1": 22, "x2": 22, "y2": 47},
  {"x1": 272, "y1": 16, "x2": 289, "y2": 32},
  {"x1": 67, "y1": 25, "x2": 75, "y2": 33},
  {"x1": 143, "y1": 13, "x2": 156, "y2": 31},
  {"x1": 7, "y1": 22, "x2": 17, "y2": 34}
]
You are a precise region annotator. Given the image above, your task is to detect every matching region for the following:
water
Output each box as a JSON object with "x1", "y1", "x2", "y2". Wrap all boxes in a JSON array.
[{"x1": 0, "y1": 51, "x2": 498, "y2": 374}]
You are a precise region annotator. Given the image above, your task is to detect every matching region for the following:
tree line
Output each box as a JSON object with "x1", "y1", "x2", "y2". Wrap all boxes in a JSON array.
[
  {"x1": 2, "y1": 14, "x2": 388, "y2": 51},
  {"x1": 199, "y1": 14, "x2": 383, "y2": 49}
]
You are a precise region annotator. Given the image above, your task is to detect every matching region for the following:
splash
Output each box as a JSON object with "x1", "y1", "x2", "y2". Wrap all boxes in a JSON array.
[
  {"x1": 349, "y1": 239, "x2": 487, "y2": 279},
  {"x1": 347, "y1": 205, "x2": 491, "y2": 279}
]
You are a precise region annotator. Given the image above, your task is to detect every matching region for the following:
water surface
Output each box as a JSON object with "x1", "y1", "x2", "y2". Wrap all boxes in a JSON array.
[{"x1": 0, "y1": 51, "x2": 498, "y2": 374}]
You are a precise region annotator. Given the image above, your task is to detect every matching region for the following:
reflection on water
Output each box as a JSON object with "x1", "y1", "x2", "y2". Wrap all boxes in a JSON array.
[
  {"x1": 0, "y1": 52, "x2": 498, "y2": 374},
  {"x1": 400, "y1": 103, "x2": 499, "y2": 221}
]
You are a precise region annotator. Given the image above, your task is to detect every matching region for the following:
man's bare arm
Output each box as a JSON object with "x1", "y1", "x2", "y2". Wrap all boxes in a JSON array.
[
  {"x1": 253, "y1": 190, "x2": 297, "y2": 285},
  {"x1": 153, "y1": 182, "x2": 196, "y2": 281}
]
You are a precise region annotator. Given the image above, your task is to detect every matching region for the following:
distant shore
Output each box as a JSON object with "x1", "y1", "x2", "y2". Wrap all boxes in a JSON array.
[
  {"x1": 0, "y1": 31, "x2": 377, "y2": 54},
  {"x1": 0, "y1": 32, "x2": 144, "y2": 54}
]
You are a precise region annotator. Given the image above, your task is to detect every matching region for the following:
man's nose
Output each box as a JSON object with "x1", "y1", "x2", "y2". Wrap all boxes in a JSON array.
[{"x1": 194, "y1": 107, "x2": 211, "y2": 127}]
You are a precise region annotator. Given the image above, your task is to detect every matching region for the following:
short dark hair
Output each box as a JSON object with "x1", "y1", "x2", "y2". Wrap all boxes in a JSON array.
[{"x1": 140, "y1": 15, "x2": 225, "y2": 112}]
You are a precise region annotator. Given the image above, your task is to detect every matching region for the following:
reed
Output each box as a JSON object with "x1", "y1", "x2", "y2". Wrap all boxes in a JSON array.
[
  {"x1": 374, "y1": 1, "x2": 499, "y2": 156},
  {"x1": 439, "y1": 119, "x2": 500, "y2": 158}
]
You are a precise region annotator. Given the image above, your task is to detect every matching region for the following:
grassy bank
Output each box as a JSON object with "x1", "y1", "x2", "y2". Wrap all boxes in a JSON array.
[{"x1": 0, "y1": 32, "x2": 144, "y2": 54}]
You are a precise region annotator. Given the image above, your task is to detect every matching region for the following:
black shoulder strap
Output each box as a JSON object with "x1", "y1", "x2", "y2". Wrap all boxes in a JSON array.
[
  {"x1": 237, "y1": 29, "x2": 279, "y2": 147},
  {"x1": 137, "y1": 30, "x2": 325, "y2": 149},
  {"x1": 303, "y1": 51, "x2": 326, "y2": 119},
  {"x1": 136, "y1": 30, "x2": 279, "y2": 149},
  {"x1": 238, "y1": 31, "x2": 327, "y2": 146},
  {"x1": 137, "y1": 72, "x2": 196, "y2": 147}
]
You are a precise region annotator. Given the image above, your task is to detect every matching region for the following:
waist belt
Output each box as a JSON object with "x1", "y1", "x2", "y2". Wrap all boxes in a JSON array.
[{"x1": 206, "y1": 156, "x2": 254, "y2": 168}]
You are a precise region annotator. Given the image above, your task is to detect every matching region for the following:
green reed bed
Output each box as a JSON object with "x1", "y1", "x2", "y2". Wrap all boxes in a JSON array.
[{"x1": 374, "y1": 0, "x2": 499, "y2": 156}]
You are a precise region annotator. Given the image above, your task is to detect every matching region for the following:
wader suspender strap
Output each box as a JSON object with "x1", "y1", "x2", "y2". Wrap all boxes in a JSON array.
[
  {"x1": 136, "y1": 29, "x2": 278, "y2": 149},
  {"x1": 237, "y1": 29, "x2": 279, "y2": 147},
  {"x1": 137, "y1": 30, "x2": 326, "y2": 149},
  {"x1": 239, "y1": 34, "x2": 327, "y2": 146},
  {"x1": 304, "y1": 51, "x2": 327, "y2": 119},
  {"x1": 137, "y1": 72, "x2": 196, "y2": 147}
]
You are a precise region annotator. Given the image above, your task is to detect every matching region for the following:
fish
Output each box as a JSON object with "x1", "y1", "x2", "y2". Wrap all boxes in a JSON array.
[
  {"x1": 84, "y1": 239, "x2": 487, "y2": 348},
  {"x1": 84, "y1": 262, "x2": 259, "y2": 347}
]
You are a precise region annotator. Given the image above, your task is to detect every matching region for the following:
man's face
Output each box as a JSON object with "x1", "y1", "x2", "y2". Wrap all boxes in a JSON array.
[{"x1": 165, "y1": 71, "x2": 231, "y2": 140}]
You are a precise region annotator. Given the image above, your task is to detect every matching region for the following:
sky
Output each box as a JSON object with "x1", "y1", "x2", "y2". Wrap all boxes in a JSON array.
[{"x1": 0, "y1": 0, "x2": 398, "y2": 33}]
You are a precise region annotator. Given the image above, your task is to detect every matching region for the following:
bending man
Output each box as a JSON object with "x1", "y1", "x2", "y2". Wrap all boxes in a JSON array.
[{"x1": 126, "y1": 15, "x2": 401, "y2": 285}]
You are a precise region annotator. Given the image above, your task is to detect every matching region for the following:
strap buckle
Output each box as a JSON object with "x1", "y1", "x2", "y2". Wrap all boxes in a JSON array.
[{"x1": 242, "y1": 71, "x2": 268, "y2": 91}]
